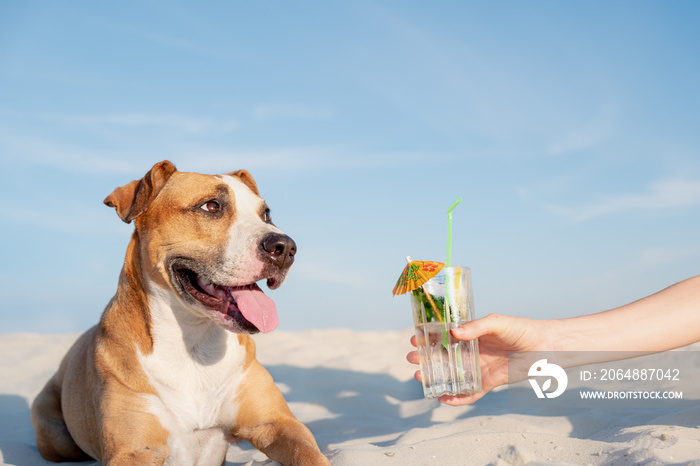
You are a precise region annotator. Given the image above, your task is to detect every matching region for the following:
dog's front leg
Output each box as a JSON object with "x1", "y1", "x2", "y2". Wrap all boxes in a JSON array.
[
  {"x1": 98, "y1": 381, "x2": 171, "y2": 466},
  {"x1": 233, "y1": 361, "x2": 330, "y2": 466}
]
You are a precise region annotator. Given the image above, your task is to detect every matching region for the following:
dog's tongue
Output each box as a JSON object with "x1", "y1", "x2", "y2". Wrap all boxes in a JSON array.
[{"x1": 229, "y1": 284, "x2": 279, "y2": 333}]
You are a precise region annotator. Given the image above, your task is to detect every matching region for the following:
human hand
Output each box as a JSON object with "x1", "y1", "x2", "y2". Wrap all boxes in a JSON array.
[{"x1": 406, "y1": 313, "x2": 551, "y2": 406}]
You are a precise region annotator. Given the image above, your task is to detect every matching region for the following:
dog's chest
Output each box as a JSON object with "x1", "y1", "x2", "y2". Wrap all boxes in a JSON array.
[
  {"x1": 141, "y1": 332, "x2": 247, "y2": 420},
  {"x1": 138, "y1": 321, "x2": 249, "y2": 464}
]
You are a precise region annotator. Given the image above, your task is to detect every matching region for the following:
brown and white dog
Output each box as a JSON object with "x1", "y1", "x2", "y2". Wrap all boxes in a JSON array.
[{"x1": 30, "y1": 161, "x2": 330, "y2": 465}]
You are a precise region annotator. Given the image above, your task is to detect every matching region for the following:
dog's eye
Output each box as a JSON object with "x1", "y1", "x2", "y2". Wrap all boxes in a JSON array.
[
  {"x1": 263, "y1": 208, "x2": 272, "y2": 223},
  {"x1": 201, "y1": 200, "x2": 221, "y2": 213}
]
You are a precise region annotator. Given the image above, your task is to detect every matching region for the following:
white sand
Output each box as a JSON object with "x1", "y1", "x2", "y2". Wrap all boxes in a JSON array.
[{"x1": 2, "y1": 329, "x2": 700, "y2": 465}]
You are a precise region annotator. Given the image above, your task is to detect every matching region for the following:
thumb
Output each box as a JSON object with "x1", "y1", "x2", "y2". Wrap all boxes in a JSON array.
[{"x1": 451, "y1": 313, "x2": 503, "y2": 341}]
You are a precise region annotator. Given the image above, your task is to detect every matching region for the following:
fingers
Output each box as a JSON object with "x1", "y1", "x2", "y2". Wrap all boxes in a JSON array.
[
  {"x1": 450, "y1": 313, "x2": 504, "y2": 342},
  {"x1": 407, "y1": 336, "x2": 419, "y2": 369},
  {"x1": 407, "y1": 349, "x2": 422, "y2": 381},
  {"x1": 438, "y1": 390, "x2": 488, "y2": 406}
]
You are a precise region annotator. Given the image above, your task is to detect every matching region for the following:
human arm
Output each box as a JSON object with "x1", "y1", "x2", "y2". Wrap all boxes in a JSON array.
[
  {"x1": 548, "y1": 274, "x2": 700, "y2": 353},
  {"x1": 407, "y1": 274, "x2": 700, "y2": 406}
]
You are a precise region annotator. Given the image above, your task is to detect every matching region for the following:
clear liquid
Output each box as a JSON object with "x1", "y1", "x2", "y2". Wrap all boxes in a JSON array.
[{"x1": 415, "y1": 321, "x2": 482, "y2": 398}]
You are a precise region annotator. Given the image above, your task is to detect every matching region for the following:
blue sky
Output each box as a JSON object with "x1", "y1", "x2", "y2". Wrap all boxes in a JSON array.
[{"x1": 1, "y1": 1, "x2": 699, "y2": 334}]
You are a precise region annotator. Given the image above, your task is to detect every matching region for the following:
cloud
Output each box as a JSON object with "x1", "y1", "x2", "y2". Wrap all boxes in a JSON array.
[
  {"x1": 546, "y1": 178, "x2": 700, "y2": 222},
  {"x1": 638, "y1": 243, "x2": 700, "y2": 269},
  {"x1": 44, "y1": 113, "x2": 239, "y2": 134},
  {"x1": 547, "y1": 104, "x2": 617, "y2": 156},
  {"x1": 146, "y1": 33, "x2": 234, "y2": 61},
  {"x1": 0, "y1": 130, "x2": 143, "y2": 175},
  {"x1": 253, "y1": 104, "x2": 335, "y2": 120},
  {"x1": 0, "y1": 123, "x2": 453, "y2": 177},
  {"x1": 0, "y1": 198, "x2": 128, "y2": 237},
  {"x1": 293, "y1": 261, "x2": 366, "y2": 288},
  {"x1": 177, "y1": 147, "x2": 454, "y2": 173},
  {"x1": 182, "y1": 147, "x2": 333, "y2": 173}
]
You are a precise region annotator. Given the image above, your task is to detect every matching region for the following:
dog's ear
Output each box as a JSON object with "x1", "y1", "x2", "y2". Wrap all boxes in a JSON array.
[
  {"x1": 104, "y1": 160, "x2": 178, "y2": 223},
  {"x1": 227, "y1": 169, "x2": 259, "y2": 195}
]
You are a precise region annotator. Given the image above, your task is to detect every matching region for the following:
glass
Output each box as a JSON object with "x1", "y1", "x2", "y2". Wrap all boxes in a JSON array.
[{"x1": 410, "y1": 266, "x2": 482, "y2": 398}]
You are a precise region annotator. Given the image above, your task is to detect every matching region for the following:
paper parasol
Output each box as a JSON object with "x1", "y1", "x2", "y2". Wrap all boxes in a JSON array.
[{"x1": 392, "y1": 257, "x2": 445, "y2": 296}]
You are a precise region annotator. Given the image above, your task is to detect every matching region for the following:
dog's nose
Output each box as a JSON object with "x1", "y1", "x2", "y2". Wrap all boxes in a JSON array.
[{"x1": 260, "y1": 233, "x2": 297, "y2": 268}]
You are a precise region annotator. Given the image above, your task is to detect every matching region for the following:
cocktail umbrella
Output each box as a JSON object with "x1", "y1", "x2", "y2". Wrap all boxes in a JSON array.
[
  {"x1": 393, "y1": 257, "x2": 445, "y2": 321},
  {"x1": 392, "y1": 257, "x2": 444, "y2": 296}
]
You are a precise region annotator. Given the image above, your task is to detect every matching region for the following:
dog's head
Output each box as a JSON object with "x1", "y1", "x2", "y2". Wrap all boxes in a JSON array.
[{"x1": 104, "y1": 160, "x2": 296, "y2": 334}]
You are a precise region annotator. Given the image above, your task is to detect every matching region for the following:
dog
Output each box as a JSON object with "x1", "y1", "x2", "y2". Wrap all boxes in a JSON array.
[{"x1": 31, "y1": 161, "x2": 330, "y2": 465}]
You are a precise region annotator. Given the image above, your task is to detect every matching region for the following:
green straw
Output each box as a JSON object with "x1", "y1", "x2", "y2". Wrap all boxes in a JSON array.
[
  {"x1": 442, "y1": 197, "x2": 462, "y2": 351},
  {"x1": 446, "y1": 197, "x2": 462, "y2": 267}
]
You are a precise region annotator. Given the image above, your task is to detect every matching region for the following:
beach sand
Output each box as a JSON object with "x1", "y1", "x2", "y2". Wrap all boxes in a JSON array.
[{"x1": 1, "y1": 329, "x2": 699, "y2": 465}]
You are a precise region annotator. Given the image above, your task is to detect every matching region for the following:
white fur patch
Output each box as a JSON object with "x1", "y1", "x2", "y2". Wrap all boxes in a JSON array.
[
  {"x1": 217, "y1": 175, "x2": 284, "y2": 286},
  {"x1": 139, "y1": 283, "x2": 249, "y2": 465}
]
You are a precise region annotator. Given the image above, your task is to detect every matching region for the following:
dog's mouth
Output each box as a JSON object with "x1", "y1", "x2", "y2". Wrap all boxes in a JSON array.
[{"x1": 173, "y1": 268, "x2": 279, "y2": 334}]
